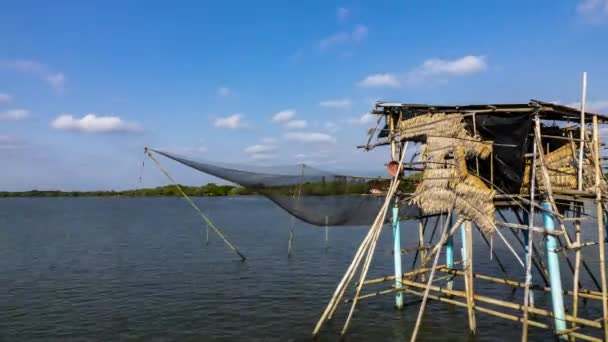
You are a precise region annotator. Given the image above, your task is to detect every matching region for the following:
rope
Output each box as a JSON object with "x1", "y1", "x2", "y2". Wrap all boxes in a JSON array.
[{"x1": 145, "y1": 148, "x2": 246, "y2": 261}]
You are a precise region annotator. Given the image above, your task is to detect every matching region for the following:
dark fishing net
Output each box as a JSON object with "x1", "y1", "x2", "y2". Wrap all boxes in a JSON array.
[{"x1": 151, "y1": 149, "x2": 421, "y2": 226}]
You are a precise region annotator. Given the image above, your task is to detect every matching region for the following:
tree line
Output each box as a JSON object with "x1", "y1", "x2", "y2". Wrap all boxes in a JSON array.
[{"x1": 0, "y1": 175, "x2": 422, "y2": 198}]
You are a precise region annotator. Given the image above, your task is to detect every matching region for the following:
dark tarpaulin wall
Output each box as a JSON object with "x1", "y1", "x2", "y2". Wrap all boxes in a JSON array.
[{"x1": 464, "y1": 113, "x2": 533, "y2": 194}]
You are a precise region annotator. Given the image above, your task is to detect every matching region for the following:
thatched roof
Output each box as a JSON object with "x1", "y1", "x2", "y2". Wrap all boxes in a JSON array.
[{"x1": 373, "y1": 100, "x2": 608, "y2": 123}]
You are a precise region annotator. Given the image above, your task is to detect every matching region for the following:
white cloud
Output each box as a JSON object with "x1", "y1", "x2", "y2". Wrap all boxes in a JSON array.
[
  {"x1": 404, "y1": 55, "x2": 487, "y2": 85},
  {"x1": 272, "y1": 109, "x2": 296, "y2": 122},
  {"x1": 217, "y1": 86, "x2": 235, "y2": 97},
  {"x1": 319, "y1": 25, "x2": 368, "y2": 49},
  {"x1": 51, "y1": 114, "x2": 141, "y2": 133},
  {"x1": 0, "y1": 60, "x2": 66, "y2": 93},
  {"x1": 337, "y1": 7, "x2": 351, "y2": 22},
  {"x1": 577, "y1": 0, "x2": 608, "y2": 22},
  {"x1": 214, "y1": 113, "x2": 247, "y2": 129},
  {"x1": 0, "y1": 93, "x2": 12, "y2": 104},
  {"x1": 417, "y1": 55, "x2": 487, "y2": 76},
  {"x1": 244, "y1": 144, "x2": 278, "y2": 154},
  {"x1": 286, "y1": 119, "x2": 308, "y2": 129},
  {"x1": 319, "y1": 98, "x2": 352, "y2": 109},
  {"x1": 0, "y1": 109, "x2": 30, "y2": 121},
  {"x1": 566, "y1": 100, "x2": 608, "y2": 114},
  {"x1": 359, "y1": 55, "x2": 487, "y2": 88},
  {"x1": 357, "y1": 73, "x2": 401, "y2": 88},
  {"x1": 284, "y1": 132, "x2": 336, "y2": 144}
]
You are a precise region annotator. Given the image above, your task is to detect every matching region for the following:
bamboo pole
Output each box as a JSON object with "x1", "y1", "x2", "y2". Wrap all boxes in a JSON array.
[
  {"x1": 325, "y1": 216, "x2": 329, "y2": 246},
  {"x1": 592, "y1": 114, "x2": 608, "y2": 339},
  {"x1": 419, "y1": 219, "x2": 427, "y2": 282},
  {"x1": 571, "y1": 204, "x2": 582, "y2": 340},
  {"x1": 145, "y1": 149, "x2": 246, "y2": 261},
  {"x1": 509, "y1": 210, "x2": 551, "y2": 285},
  {"x1": 340, "y1": 142, "x2": 410, "y2": 335},
  {"x1": 412, "y1": 216, "x2": 440, "y2": 281},
  {"x1": 531, "y1": 119, "x2": 595, "y2": 294},
  {"x1": 361, "y1": 263, "x2": 458, "y2": 286},
  {"x1": 409, "y1": 214, "x2": 463, "y2": 342},
  {"x1": 313, "y1": 142, "x2": 408, "y2": 336},
  {"x1": 402, "y1": 288, "x2": 552, "y2": 330},
  {"x1": 399, "y1": 278, "x2": 603, "y2": 329},
  {"x1": 522, "y1": 124, "x2": 538, "y2": 341},
  {"x1": 205, "y1": 224, "x2": 209, "y2": 245},
  {"x1": 287, "y1": 228, "x2": 295, "y2": 257},
  {"x1": 437, "y1": 268, "x2": 604, "y2": 301},
  {"x1": 405, "y1": 287, "x2": 603, "y2": 342},
  {"x1": 474, "y1": 224, "x2": 509, "y2": 276},
  {"x1": 578, "y1": 72, "x2": 587, "y2": 191}
]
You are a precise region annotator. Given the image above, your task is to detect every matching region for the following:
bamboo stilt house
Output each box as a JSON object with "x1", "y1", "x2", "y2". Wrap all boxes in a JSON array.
[{"x1": 313, "y1": 98, "x2": 608, "y2": 341}]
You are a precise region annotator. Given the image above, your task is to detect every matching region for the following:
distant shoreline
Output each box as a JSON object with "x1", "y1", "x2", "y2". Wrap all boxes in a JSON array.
[
  {"x1": 0, "y1": 184, "x2": 249, "y2": 198},
  {"x1": 1, "y1": 176, "x2": 421, "y2": 198}
]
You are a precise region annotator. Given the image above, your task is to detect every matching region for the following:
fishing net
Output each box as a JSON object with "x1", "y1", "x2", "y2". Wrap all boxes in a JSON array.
[{"x1": 150, "y1": 149, "x2": 421, "y2": 226}]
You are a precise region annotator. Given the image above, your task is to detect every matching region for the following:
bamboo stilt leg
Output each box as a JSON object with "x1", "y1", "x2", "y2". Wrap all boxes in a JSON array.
[
  {"x1": 340, "y1": 143, "x2": 410, "y2": 336},
  {"x1": 571, "y1": 205, "x2": 582, "y2": 341},
  {"x1": 314, "y1": 142, "x2": 408, "y2": 336},
  {"x1": 287, "y1": 228, "x2": 294, "y2": 257},
  {"x1": 592, "y1": 114, "x2": 608, "y2": 339},
  {"x1": 522, "y1": 129, "x2": 538, "y2": 342},
  {"x1": 410, "y1": 214, "x2": 462, "y2": 342},
  {"x1": 419, "y1": 219, "x2": 427, "y2": 282}
]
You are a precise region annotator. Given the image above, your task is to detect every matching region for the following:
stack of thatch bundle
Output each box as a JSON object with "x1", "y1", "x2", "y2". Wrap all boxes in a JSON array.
[
  {"x1": 521, "y1": 143, "x2": 606, "y2": 193},
  {"x1": 521, "y1": 145, "x2": 576, "y2": 191},
  {"x1": 398, "y1": 113, "x2": 496, "y2": 234}
]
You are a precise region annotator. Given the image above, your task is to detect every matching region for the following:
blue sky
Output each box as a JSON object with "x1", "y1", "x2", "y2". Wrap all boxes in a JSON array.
[{"x1": 1, "y1": 0, "x2": 608, "y2": 191}]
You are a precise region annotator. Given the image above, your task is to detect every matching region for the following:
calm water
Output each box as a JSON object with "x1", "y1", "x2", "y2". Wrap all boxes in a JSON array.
[{"x1": 0, "y1": 197, "x2": 604, "y2": 341}]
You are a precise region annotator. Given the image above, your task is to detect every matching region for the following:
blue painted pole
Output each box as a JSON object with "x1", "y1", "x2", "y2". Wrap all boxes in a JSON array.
[
  {"x1": 522, "y1": 211, "x2": 535, "y2": 307},
  {"x1": 392, "y1": 206, "x2": 403, "y2": 309},
  {"x1": 543, "y1": 201, "x2": 567, "y2": 337},
  {"x1": 446, "y1": 214, "x2": 454, "y2": 291}
]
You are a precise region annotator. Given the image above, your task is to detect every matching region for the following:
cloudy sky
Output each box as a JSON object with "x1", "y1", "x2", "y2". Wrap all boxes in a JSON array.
[{"x1": 1, "y1": 0, "x2": 608, "y2": 191}]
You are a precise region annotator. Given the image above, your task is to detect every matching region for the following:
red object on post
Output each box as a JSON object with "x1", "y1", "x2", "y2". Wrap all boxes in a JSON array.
[{"x1": 387, "y1": 161, "x2": 402, "y2": 177}]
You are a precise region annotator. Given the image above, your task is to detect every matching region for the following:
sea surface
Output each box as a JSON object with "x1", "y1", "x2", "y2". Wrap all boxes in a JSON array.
[{"x1": 0, "y1": 197, "x2": 605, "y2": 341}]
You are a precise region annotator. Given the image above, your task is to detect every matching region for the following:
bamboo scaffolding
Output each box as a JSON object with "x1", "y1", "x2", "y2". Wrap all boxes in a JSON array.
[
  {"x1": 437, "y1": 269, "x2": 604, "y2": 301},
  {"x1": 320, "y1": 88, "x2": 608, "y2": 340},
  {"x1": 360, "y1": 262, "x2": 460, "y2": 286},
  {"x1": 509, "y1": 210, "x2": 551, "y2": 285},
  {"x1": 399, "y1": 278, "x2": 603, "y2": 329}
]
